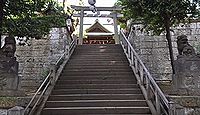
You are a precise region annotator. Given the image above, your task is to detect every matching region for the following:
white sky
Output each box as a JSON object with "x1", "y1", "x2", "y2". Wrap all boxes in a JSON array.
[
  {"x1": 58, "y1": 0, "x2": 117, "y2": 7},
  {"x1": 57, "y1": 0, "x2": 118, "y2": 33}
]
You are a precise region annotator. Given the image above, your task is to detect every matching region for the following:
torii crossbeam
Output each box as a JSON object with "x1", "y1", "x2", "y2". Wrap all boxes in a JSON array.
[{"x1": 71, "y1": 5, "x2": 122, "y2": 45}]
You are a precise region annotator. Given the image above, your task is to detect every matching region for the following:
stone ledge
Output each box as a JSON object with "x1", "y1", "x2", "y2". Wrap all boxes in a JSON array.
[{"x1": 170, "y1": 96, "x2": 200, "y2": 107}]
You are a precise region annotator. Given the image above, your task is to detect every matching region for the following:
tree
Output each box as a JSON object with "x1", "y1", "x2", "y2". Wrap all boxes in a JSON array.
[
  {"x1": 1, "y1": 0, "x2": 66, "y2": 46},
  {"x1": 117, "y1": 0, "x2": 198, "y2": 74}
]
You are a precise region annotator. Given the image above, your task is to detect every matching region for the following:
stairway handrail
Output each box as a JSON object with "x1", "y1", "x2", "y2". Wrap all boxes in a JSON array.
[
  {"x1": 24, "y1": 37, "x2": 77, "y2": 115},
  {"x1": 119, "y1": 30, "x2": 174, "y2": 115}
]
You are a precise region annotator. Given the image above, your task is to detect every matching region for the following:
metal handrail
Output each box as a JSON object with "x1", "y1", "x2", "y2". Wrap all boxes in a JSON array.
[
  {"x1": 24, "y1": 37, "x2": 77, "y2": 115},
  {"x1": 119, "y1": 30, "x2": 174, "y2": 115}
]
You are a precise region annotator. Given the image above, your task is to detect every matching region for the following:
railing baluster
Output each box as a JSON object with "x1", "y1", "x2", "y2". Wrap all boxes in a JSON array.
[
  {"x1": 146, "y1": 77, "x2": 150, "y2": 100},
  {"x1": 131, "y1": 52, "x2": 134, "y2": 66},
  {"x1": 134, "y1": 56, "x2": 138, "y2": 72},
  {"x1": 128, "y1": 45, "x2": 131, "y2": 58},
  {"x1": 119, "y1": 30, "x2": 172, "y2": 115},
  {"x1": 50, "y1": 63, "x2": 56, "y2": 85},
  {"x1": 155, "y1": 90, "x2": 161, "y2": 115},
  {"x1": 140, "y1": 64, "x2": 144, "y2": 84},
  {"x1": 24, "y1": 37, "x2": 77, "y2": 115}
]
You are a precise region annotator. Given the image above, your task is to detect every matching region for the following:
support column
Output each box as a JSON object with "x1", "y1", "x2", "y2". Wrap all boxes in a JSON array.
[
  {"x1": 79, "y1": 10, "x2": 84, "y2": 45},
  {"x1": 113, "y1": 12, "x2": 119, "y2": 44}
]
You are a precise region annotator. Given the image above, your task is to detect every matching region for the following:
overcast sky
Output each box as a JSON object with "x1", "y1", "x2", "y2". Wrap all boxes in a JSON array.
[{"x1": 58, "y1": 0, "x2": 117, "y2": 7}]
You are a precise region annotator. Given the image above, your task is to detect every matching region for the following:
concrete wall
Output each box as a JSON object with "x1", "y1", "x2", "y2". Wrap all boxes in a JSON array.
[
  {"x1": 130, "y1": 22, "x2": 200, "y2": 80},
  {"x1": 15, "y1": 28, "x2": 71, "y2": 93}
]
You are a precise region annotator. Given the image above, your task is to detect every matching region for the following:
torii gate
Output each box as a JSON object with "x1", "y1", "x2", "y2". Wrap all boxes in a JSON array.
[{"x1": 71, "y1": 5, "x2": 122, "y2": 45}]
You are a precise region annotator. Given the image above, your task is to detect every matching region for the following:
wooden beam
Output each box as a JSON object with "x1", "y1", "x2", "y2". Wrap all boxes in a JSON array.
[{"x1": 71, "y1": 5, "x2": 122, "y2": 11}]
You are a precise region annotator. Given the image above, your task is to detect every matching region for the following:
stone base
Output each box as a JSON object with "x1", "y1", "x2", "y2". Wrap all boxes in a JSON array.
[
  {"x1": 169, "y1": 95, "x2": 200, "y2": 115},
  {"x1": 173, "y1": 56, "x2": 200, "y2": 96}
]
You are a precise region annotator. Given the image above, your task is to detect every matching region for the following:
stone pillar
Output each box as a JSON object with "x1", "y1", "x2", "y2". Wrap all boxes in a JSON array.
[
  {"x1": 113, "y1": 12, "x2": 119, "y2": 44},
  {"x1": 173, "y1": 56, "x2": 200, "y2": 95},
  {"x1": 79, "y1": 10, "x2": 84, "y2": 45},
  {"x1": 8, "y1": 106, "x2": 24, "y2": 115}
]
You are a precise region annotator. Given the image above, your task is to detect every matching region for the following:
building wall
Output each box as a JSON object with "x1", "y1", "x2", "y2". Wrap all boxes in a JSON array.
[
  {"x1": 15, "y1": 28, "x2": 71, "y2": 92},
  {"x1": 130, "y1": 22, "x2": 200, "y2": 80}
]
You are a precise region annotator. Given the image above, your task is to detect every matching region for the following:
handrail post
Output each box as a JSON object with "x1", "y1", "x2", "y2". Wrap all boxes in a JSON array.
[
  {"x1": 146, "y1": 77, "x2": 150, "y2": 100},
  {"x1": 66, "y1": 45, "x2": 70, "y2": 58},
  {"x1": 130, "y1": 53, "x2": 134, "y2": 66},
  {"x1": 155, "y1": 90, "x2": 161, "y2": 115},
  {"x1": 134, "y1": 56, "x2": 138, "y2": 72},
  {"x1": 139, "y1": 64, "x2": 144, "y2": 84},
  {"x1": 169, "y1": 101, "x2": 176, "y2": 115},
  {"x1": 50, "y1": 63, "x2": 56, "y2": 85}
]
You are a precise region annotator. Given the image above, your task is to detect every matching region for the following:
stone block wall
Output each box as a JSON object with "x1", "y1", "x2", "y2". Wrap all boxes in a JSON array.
[
  {"x1": 131, "y1": 22, "x2": 200, "y2": 80},
  {"x1": 15, "y1": 28, "x2": 71, "y2": 93}
]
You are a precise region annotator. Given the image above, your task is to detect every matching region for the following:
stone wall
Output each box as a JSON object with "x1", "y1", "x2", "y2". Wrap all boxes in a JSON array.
[
  {"x1": 15, "y1": 28, "x2": 71, "y2": 93},
  {"x1": 131, "y1": 22, "x2": 200, "y2": 80}
]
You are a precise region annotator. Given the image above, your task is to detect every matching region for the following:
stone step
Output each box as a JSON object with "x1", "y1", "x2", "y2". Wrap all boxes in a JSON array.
[
  {"x1": 40, "y1": 44, "x2": 151, "y2": 115},
  {"x1": 58, "y1": 75, "x2": 136, "y2": 81},
  {"x1": 72, "y1": 53, "x2": 126, "y2": 56},
  {"x1": 54, "y1": 84, "x2": 139, "y2": 89},
  {"x1": 62, "y1": 68, "x2": 133, "y2": 73},
  {"x1": 61, "y1": 71, "x2": 134, "y2": 76},
  {"x1": 45, "y1": 100, "x2": 148, "y2": 108},
  {"x1": 69, "y1": 58, "x2": 128, "y2": 61},
  {"x1": 42, "y1": 107, "x2": 150, "y2": 114},
  {"x1": 68, "y1": 59, "x2": 128, "y2": 63},
  {"x1": 76, "y1": 44, "x2": 122, "y2": 48},
  {"x1": 51, "y1": 89, "x2": 142, "y2": 95},
  {"x1": 48, "y1": 94, "x2": 145, "y2": 101},
  {"x1": 56, "y1": 80, "x2": 137, "y2": 84},
  {"x1": 64, "y1": 65, "x2": 130, "y2": 69}
]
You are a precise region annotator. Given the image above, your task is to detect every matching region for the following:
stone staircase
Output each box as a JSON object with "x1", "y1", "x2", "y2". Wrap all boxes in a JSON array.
[{"x1": 41, "y1": 44, "x2": 152, "y2": 115}]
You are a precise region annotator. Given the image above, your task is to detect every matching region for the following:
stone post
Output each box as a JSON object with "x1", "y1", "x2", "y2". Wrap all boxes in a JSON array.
[
  {"x1": 113, "y1": 12, "x2": 119, "y2": 44},
  {"x1": 8, "y1": 106, "x2": 24, "y2": 115},
  {"x1": 79, "y1": 10, "x2": 84, "y2": 45}
]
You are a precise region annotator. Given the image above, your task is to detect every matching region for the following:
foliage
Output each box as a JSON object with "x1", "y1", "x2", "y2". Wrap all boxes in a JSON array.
[
  {"x1": 116, "y1": 0, "x2": 199, "y2": 74},
  {"x1": 2, "y1": 0, "x2": 66, "y2": 38},
  {"x1": 117, "y1": 0, "x2": 198, "y2": 35}
]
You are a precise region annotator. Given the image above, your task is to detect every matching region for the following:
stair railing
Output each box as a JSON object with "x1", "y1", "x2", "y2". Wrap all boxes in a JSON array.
[
  {"x1": 24, "y1": 36, "x2": 77, "y2": 115},
  {"x1": 119, "y1": 30, "x2": 175, "y2": 115}
]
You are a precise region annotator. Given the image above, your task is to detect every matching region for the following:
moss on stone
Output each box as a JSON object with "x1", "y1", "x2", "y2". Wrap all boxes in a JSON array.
[{"x1": 0, "y1": 97, "x2": 17, "y2": 108}]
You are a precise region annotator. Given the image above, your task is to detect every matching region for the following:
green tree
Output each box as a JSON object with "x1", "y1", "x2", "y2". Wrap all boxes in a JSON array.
[
  {"x1": 117, "y1": 0, "x2": 198, "y2": 74},
  {"x1": 0, "y1": 0, "x2": 66, "y2": 47}
]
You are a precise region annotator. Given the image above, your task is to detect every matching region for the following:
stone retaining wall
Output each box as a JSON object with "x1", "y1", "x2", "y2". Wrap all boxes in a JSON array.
[
  {"x1": 131, "y1": 22, "x2": 200, "y2": 80},
  {"x1": 15, "y1": 28, "x2": 71, "y2": 93}
]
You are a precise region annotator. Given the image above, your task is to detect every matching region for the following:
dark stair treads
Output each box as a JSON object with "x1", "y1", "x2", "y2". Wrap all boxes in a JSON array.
[
  {"x1": 48, "y1": 94, "x2": 145, "y2": 101},
  {"x1": 55, "y1": 79, "x2": 136, "y2": 84},
  {"x1": 45, "y1": 100, "x2": 148, "y2": 107},
  {"x1": 51, "y1": 88, "x2": 142, "y2": 95},
  {"x1": 42, "y1": 107, "x2": 151, "y2": 114},
  {"x1": 53, "y1": 84, "x2": 139, "y2": 89},
  {"x1": 57, "y1": 75, "x2": 137, "y2": 81},
  {"x1": 41, "y1": 44, "x2": 151, "y2": 115}
]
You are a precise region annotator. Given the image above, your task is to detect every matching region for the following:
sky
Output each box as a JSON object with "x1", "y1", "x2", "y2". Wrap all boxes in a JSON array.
[
  {"x1": 58, "y1": 0, "x2": 118, "y2": 33},
  {"x1": 58, "y1": 0, "x2": 117, "y2": 7}
]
